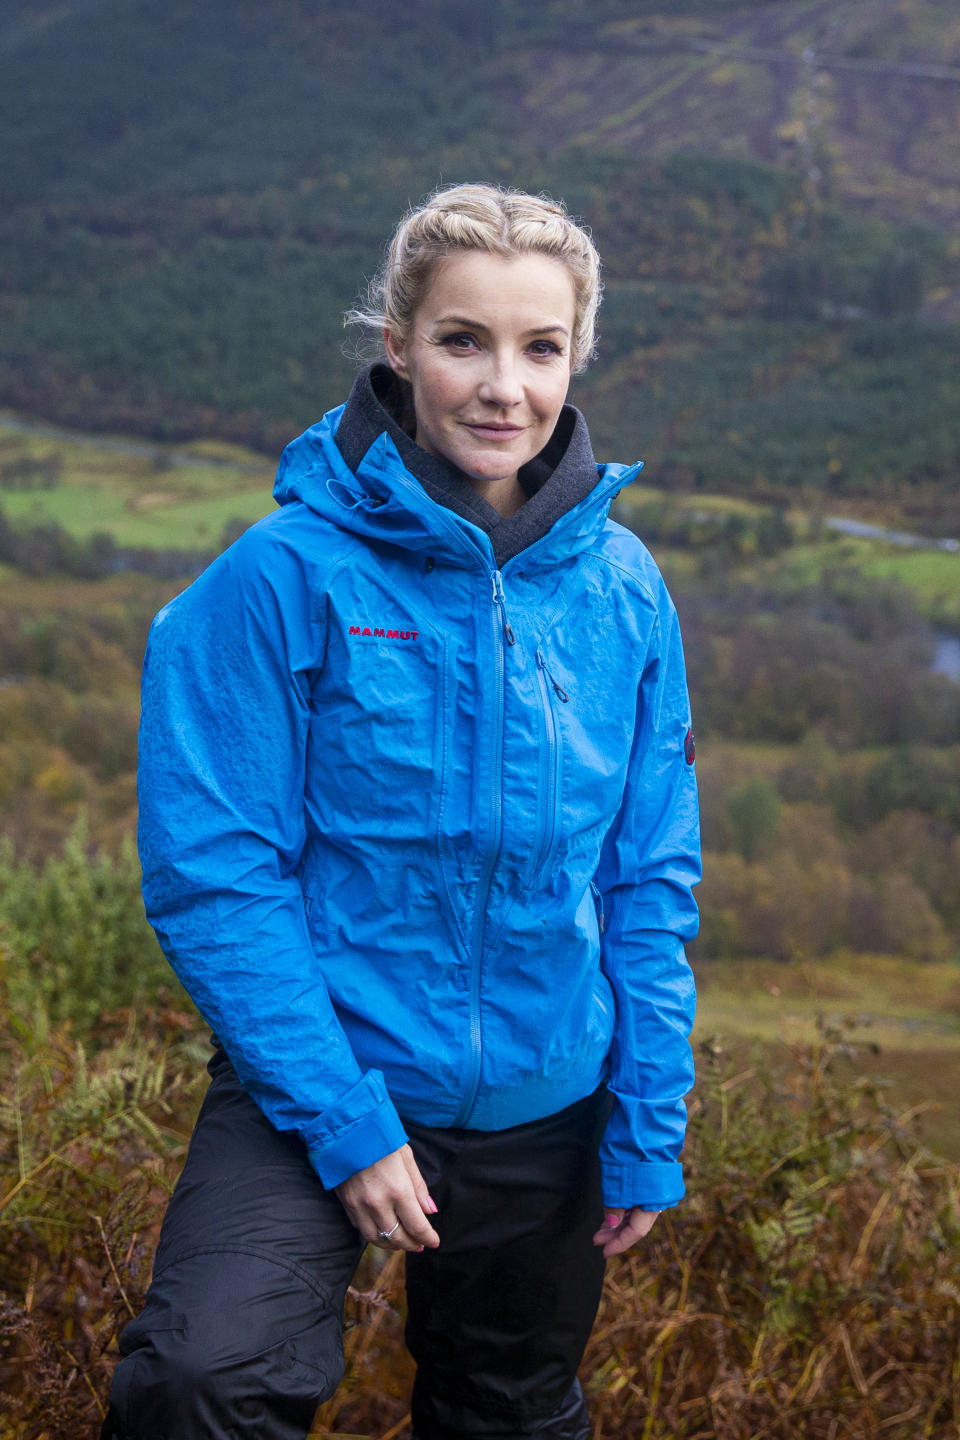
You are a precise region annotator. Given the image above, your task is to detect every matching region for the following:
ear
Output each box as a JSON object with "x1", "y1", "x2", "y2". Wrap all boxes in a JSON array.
[{"x1": 383, "y1": 326, "x2": 409, "y2": 380}]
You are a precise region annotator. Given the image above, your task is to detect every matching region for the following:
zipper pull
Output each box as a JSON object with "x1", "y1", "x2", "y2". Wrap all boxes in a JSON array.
[
  {"x1": 590, "y1": 880, "x2": 605, "y2": 934},
  {"x1": 536, "y1": 646, "x2": 569, "y2": 702},
  {"x1": 492, "y1": 571, "x2": 516, "y2": 646}
]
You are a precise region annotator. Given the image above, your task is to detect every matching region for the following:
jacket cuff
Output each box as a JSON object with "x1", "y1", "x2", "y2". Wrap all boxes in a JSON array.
[
  {"x1": 302, "y1": 1071, "x2": 409, "y2": 1189},
  {"x1": 600, "y1": 1159, "x2": 686, "y2": 1211}
]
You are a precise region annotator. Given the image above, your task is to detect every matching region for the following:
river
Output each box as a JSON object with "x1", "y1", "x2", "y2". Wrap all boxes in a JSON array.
[
  {"x1": 933, "y1": 632, "x2": 960, "y2": 682},
  {"x1": 824, "y1": 515, "x2": 960, "y2": 553}
]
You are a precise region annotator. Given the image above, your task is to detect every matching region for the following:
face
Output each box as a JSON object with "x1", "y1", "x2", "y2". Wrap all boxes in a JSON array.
[{"x1": 384, "y1": 250, "x2": 576, "y2": 504}]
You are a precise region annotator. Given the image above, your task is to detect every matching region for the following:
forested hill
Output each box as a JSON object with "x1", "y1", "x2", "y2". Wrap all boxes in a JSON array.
[{"x1": 3, "y1": 0, "x2": 960, "y2": 523}]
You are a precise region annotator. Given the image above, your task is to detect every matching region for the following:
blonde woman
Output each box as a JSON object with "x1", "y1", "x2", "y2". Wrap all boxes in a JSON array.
[{"x1": 102, "y1": 183, "x2": 701, "y2": 1440}]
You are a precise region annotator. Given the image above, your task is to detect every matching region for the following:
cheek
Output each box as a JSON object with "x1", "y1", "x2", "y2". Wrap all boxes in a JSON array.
[
  {"x1": 533, "y1": 370, "x2": 572, "y2": 421},
  {"x1": 413, "y1": 360, "x2": 470, "y2": 420}
]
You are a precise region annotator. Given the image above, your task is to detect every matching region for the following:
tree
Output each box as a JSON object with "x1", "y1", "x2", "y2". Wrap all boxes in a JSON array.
[{"x1": 727, "y1": 777, "x2": 782, "y2": 862}]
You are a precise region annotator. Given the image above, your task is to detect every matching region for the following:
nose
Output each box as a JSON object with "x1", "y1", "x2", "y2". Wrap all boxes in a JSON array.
[{"x1": 477, "y1": 353, "x2": 524, "y2": 409}]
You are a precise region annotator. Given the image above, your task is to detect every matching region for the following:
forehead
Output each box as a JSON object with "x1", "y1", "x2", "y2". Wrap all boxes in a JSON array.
[{"x1": 417, "y1": 251, "x2": 576, "y2": 330}]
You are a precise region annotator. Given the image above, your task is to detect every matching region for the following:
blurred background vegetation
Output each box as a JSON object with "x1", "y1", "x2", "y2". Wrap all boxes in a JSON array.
[{"x1": 1, "y1": 0, "x2": 958, "y2": 1435}]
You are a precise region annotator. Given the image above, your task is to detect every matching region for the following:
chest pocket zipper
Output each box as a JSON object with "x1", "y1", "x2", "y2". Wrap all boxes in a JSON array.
[
  {"x1": 537, "y1": 646, "x2": 569, "y2": 703},
  {"x1": 589, "y1": 879, "x2": 605, "y2": 935},
  {"x1": 530, "y1": 647, "x2": 568, "y2": 884}
]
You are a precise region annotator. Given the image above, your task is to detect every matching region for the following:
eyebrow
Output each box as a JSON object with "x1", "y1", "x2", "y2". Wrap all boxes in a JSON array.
[{"x1": 433, "y1": 314, "x2": 571, "y2": 338}]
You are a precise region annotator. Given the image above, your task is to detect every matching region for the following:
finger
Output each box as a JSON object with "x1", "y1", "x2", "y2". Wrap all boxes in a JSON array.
[
  {"x1": 401, "y1": 1144, "x2": 439, "y2": 1217},
  {"x1": 601, "y1": 1209, "x2": 660, "y2": 1258},
  {"x1": 369, "y1": 1215, "x2": 403, "y2": 1249},
  {"x1": 591, "y1": 1208, "x2": 624, "y2": 1247},
  {"x1": 333, "y1": 1147, "x2": 440, "y2": 1251},
  {"x1": 392, "y1": 1189, "x2": 440, "y2": 1252},
  {"x1": 341, "y1": 1193, "x2": 394, "y2": 1249}
]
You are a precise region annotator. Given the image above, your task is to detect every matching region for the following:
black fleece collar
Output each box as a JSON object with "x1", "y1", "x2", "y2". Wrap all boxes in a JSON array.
[{"x1": 334, "y1": 364, "x2": 601, "y2": 568}]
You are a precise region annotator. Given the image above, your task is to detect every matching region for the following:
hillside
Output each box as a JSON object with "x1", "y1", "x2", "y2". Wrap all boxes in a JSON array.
[
  {"x1": 1, "y1": 0, "x2": 960, "y2": 522},
  {"x1": 506, "y1": 1, "x2": 960, "y2": 236}
]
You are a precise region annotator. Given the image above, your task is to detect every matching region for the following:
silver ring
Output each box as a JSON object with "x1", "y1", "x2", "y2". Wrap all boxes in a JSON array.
[{"x1": 378, "y1": 1220, "x2": 401, "y2": 1240}]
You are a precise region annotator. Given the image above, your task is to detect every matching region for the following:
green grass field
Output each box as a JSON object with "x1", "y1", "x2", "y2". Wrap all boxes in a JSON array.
[
  {"x1": 617, "y1": 484, "x2": 960, "y2": 625},
  {"x1": 769, "y1": 536, "x2": 960, "y2": 624},
  {"x1": 694, "y1": 953, "x2": 960, "y2": 1160},
  {"x1": 0, "y1": 421, "x2": 274, "y2": 549}
]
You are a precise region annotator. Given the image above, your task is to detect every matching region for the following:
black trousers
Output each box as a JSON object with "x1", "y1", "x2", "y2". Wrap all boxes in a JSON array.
[{"x1": 101, "y1": 1048, "x2": 609, "y2": 1440}]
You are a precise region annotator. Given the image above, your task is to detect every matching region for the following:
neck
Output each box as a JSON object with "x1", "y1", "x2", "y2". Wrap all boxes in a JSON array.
[{"x1": 467, "y1": 472, "x2": 526, "y2": 518}]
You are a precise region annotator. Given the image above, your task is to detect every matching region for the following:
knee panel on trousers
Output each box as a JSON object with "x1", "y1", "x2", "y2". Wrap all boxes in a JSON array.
[{"x1": 103, "y1": 1249, "x2": 345, "y2": 1440}]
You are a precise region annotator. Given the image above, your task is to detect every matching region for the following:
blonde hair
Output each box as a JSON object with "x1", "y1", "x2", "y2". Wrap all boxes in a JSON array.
[{"x1": 346, "y1": 182, "x2": 602, "y2": 373}]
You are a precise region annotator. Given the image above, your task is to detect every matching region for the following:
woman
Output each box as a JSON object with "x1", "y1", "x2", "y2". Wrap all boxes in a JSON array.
[{"x1": 102, "y1": 183, "x2": 701, "y2": 1440}]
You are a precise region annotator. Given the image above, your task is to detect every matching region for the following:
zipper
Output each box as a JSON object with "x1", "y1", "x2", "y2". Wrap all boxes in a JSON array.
[
  {"x1": 492, "y1": 570, "x2": 516, "y2": 646},
  {"x1": 537, "y1": 645, "x2": 569, "y2": 704},
  {"x1": 589, "y1": 879, "x2": 605, "y2": 935},
  {"x1": 452, "y1": 567, "x2": 510, "y2": 1126},
  {"x1": 530, "y1": 646, "x2": 563, "y2": 882}
]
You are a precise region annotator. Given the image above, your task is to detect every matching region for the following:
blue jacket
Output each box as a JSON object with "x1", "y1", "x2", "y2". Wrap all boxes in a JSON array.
[{"x1": 137, "y1": 402, "x2": 701, "y2": 1210}]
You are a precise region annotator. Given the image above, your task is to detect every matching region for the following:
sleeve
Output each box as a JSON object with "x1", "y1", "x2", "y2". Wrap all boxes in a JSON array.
[
  {"x1": 136, "y1": 524, "x2": 408, "y2": 1188},
  {"x1": 594, "y1": 570, "x2": 701, "y2": 1211}
]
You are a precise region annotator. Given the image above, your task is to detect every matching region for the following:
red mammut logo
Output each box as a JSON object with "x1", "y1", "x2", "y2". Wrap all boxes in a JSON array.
[{"x1": 349, "y1": 624, "x2": 419, "y2": 641}]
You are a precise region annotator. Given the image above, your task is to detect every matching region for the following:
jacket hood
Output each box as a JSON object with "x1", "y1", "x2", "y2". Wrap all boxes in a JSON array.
[{"x1": 273, "y1": 372, "x2": 642, "y2": 572}]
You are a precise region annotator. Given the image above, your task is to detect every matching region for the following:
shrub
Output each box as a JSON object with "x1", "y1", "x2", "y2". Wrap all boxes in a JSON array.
[
  {"x1": 581, "y1": 1027, "x2": 960, "y2": 1439},
  {"x1": 0, "y1": 1006, "x2": 209, "y2": 1437},
  {"x1": 3, "y1": 1016, "x2": 956, "y2": 1438},
  {"x1": 727, "y1": 776, "x2": 782, "y2": 862},
  {"x1": 0, "y1": 813, "x2": 181, "y2": 1032}
]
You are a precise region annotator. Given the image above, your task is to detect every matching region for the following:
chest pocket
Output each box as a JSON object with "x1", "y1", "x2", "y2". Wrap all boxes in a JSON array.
[
  {"x1": 306, "y1": 609, "x2": 449, "y2": 846},
  {"x1": 534, "y1": 625, "x2": 640, "y2": 861}
]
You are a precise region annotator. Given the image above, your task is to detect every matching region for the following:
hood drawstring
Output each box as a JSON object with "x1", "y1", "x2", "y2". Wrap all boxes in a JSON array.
[{"x1": 324, "y1": 476, "x2": 385, "y2": 511}]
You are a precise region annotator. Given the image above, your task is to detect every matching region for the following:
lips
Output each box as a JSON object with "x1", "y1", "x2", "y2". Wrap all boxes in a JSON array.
[{"x1": 464, "y1": 423, "x2": 526, "y2": 440}]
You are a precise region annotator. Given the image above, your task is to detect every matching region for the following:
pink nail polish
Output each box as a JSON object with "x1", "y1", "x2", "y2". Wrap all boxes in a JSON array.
[
  {"x1": 604, "y1": 1214, "x2": 620, "y2": 1229},
  {"x1": 425, "y1": 1197, "x2": 439, "y2": 1215}
]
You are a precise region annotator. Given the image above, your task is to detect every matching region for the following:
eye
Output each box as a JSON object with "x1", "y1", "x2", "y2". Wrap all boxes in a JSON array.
[
  {"x1": 528, "y1": 338, "x2": 563, "y2": 358},
  {"x1": 441, "y1": 332, "x2": 479, "y2": 351}
]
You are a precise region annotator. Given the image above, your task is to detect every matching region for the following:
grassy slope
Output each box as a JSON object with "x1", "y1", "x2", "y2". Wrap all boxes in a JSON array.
[
  {"x1": 694, "y1": 953, "x2": 960, "y2": 1160},
  {"x1": 695, "y1": 952, "x2": 960, "y2": 1051},
  {"x1": 0, "y1": 423, "x2": 274, "y2": 548},
  {"x1": 506, "y1": 1, "x2": 960, "y2": 232},
  {"x1": 616, "y1": 483, "x2": 960, "y2": 626},
  {"x1": 770, "y1": 536, "x2": 960, "y2": 625}
]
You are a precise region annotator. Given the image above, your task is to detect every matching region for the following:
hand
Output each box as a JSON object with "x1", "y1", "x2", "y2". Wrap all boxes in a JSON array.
[
  {"x1": 592, "y1": 1207, "x2": 660, "y2": 1258},
  {"x1": 335, "y1": 1143, "x2": 440, "y2": 1253}
]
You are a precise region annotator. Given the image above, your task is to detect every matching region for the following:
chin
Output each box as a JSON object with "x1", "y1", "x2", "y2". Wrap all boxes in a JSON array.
[
  {"x1": 457, "y1": 447, "x2": 530, "y2": 482},
  {"x1": 463, "y1": 461, "x2": 518, "y2": 483}
]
